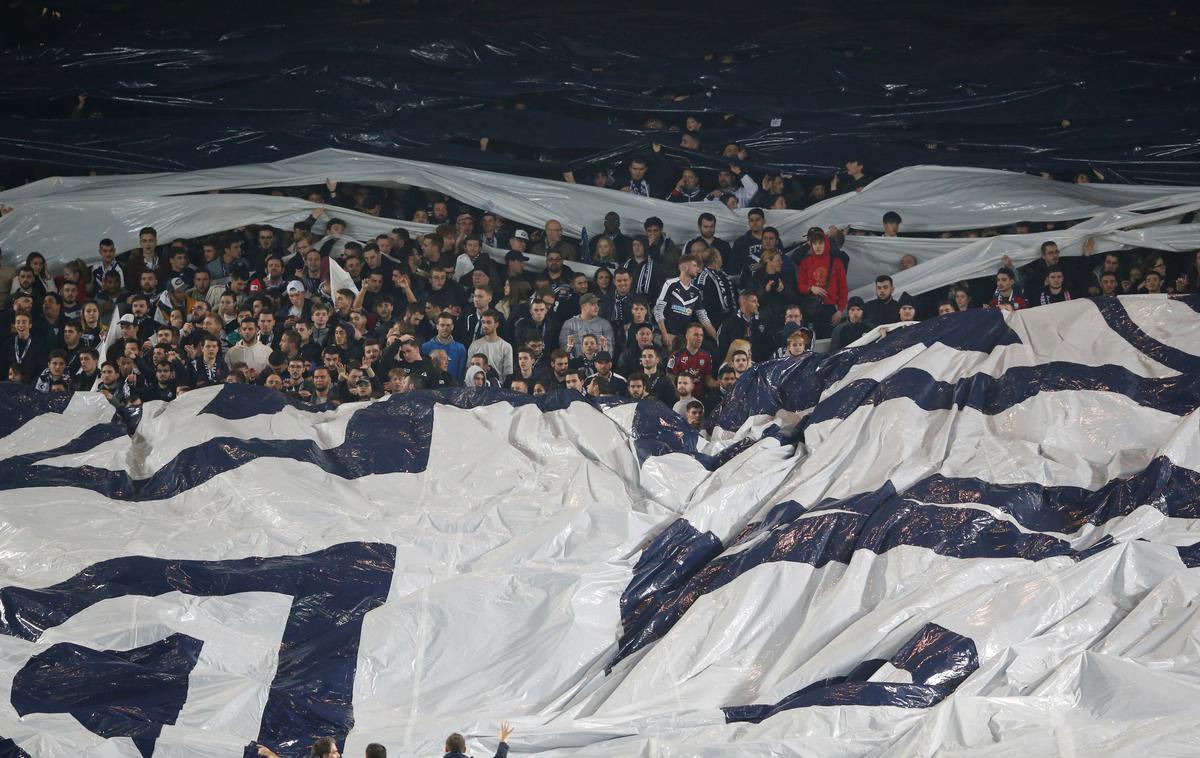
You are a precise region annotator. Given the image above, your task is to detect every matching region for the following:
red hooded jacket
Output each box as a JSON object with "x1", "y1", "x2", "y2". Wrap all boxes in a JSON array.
[{"x1": 795, "y1": 230, "x2": 848, "y2": 310}]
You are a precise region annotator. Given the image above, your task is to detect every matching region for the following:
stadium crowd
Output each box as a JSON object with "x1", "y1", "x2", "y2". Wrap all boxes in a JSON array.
[{"x1": 2, "y1": 150, "x2": 1199, "y2": 430}]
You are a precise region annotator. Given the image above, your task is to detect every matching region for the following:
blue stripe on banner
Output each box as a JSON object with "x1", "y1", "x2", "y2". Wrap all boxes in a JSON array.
[
  {"x1": 0, "y1": 423, "x2": 134, "y2": 495},
  {"x1": 196, "y1": 383, "x2": 584, "y2": 422},
  {"x1": 845, "y1": 307, "x2": 1023, "y2": 358},
  {"x1": 900, "y1": 457, "x2": 1200, "y2": 534},
  {"x1": 610, "y1": 518, "x2": 724, "y2": 674},
  {"x1": 0, "y1": 383, "x2": 86, "y2": 438},
  {"x1": 722, "y1": 623, "x2": 979, "y2": 722},
  {"x1": 1177, "y1": 540, "x2": 1200, "y2": 568},
  {"x1": 0, "y1": 738, "x2": 31, "y2": 758},
  {"x1": 713, "y1": 297, "x2": 1200, "y2": 434},
  {"x1": 711, "y1": 308, "x2": 1022, "y2": 433},
  {"x1": 630, "y1": 396, "x2": 797, "y2": 471},
  {"x1": 198, "y1": 382, "x2": 318, "y2": 419},
  {"x1": 609, "y1": 483, "x2": 1080, "y2": 669},
  {"x1": 0, "y1": 383, "x2": 756, "y2": 496},
  {"x1": 807, "y1": 362, "x2": 1200, "y2": 425},
  {"x1": 1175, "y1": 294, "x2": 1200, "y2": 315},
  {"x1": 0, "y1": 390, "x2": 442, "y2": 500},
  {"x1": 0, "y1": 542, "x2": 395, "y2": 756},
  {"x1": 1095, "y1": 296, "x2": 1200, "y2": 375},
  {"x1": 629, "y1": 398, "x2": 721, "y2": 468},
  {"x1": 12, "y1": 633, "x2": 204, "y2": 758},
  {"x1": 708, "y1": 354, "x2": 829, "y2": 436},
  {"x1": 613, "y1": 455, "x2": 1200, "y2": 668}
]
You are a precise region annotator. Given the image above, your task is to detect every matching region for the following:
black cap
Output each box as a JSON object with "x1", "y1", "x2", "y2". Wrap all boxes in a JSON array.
[
  {"x1": 847, "y1": 296, "x2": 865, "y2": 310},
  {"x1": 505, "y1": 250, "x2": 529, "y2": 262},
  {"x1": 595, "y1": 350, "x2": 613, "y2": 362}
]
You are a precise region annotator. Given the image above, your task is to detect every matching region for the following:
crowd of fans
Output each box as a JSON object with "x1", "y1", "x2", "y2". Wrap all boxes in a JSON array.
[{"x1": 2, "y1": 152, "x2": 1199, "y2": 432}]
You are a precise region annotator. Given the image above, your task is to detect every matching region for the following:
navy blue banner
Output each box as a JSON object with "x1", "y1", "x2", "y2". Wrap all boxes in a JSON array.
[{"x1": 2, "y1": 1, "x2": 1198, "y2": 183}]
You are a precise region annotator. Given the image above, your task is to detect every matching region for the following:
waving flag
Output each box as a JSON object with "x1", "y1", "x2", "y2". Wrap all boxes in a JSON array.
[{"x1": 1, "y1": 295, "x2": 1198, "y2": 757}]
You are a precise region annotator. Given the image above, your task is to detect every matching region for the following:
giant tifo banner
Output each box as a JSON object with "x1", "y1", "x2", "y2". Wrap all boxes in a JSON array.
[
  {"x1": 1, "y1": 295, "x2": 1198, "y2": 756},
  {"x1": 3, "y1": 150, "x2": 1200, "y2": 299}
]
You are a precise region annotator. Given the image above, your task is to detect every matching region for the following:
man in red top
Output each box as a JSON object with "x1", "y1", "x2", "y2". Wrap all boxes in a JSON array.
[
  {"x1": 990, "y1": 266, "x2": 1029, "y2": 310},
  {"x1": 667, "y1": 322, "x2": 717, "y2": 395},
  {"x1": 796, "y1": 227, "x2": 848, "y2": 338}
]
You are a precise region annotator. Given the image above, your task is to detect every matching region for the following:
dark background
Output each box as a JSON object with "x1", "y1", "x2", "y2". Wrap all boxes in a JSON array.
[{"x1": 1, "y1": 0, "x2": 1198, "y2": 186}]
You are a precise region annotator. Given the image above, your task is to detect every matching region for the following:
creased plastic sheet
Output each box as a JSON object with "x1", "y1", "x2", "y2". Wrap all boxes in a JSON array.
[
  {"x1": 2, "y1": 6, "x2": 1199, "y2": 183},
  {"x1": 1, "y1": 295, "x2": 1199, "y2": 756},
  {"x1": 4, "y1": 151, "x2": 1200, "y2": 299}
]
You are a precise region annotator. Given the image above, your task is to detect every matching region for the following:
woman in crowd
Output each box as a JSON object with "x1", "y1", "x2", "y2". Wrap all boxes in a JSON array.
[
  {"x1": 497, "y1": 278, "x2": 531, "y2": 324},
  {"x1": 751, "y1": 250, "x2": 794, "y2": 331},
  {"x1": 591, "y1": 237, "x2": 621, "y2": 272},
  {"x1": 10, "y1": 252, "x2": 53, "y2": 297},
  {"x1": 593, "y1": 267, "x2": 614, "y2": 299},
  {"x1": 55, "y1": 259, "x2": 93, "y2": 298},
  {"x1": 80, "y1": 301, "x2": 107, "y2": 348},
  {"x1": 953, "y1": 287, "x2": 975, "y2": 312}
]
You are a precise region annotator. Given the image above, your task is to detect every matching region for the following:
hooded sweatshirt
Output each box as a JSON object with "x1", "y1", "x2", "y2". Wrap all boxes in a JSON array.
[{"x1": 795, "y1": 230, "x2": 848, "y2": 311}]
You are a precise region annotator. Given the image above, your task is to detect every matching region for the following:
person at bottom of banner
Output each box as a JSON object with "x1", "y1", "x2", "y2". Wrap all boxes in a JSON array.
[
  {"x1": 442, "y1": 721, "x2": 513, "y2": 758},
  {"x1": 256, "y1": 722, "x2": 513, "y2": 758}
]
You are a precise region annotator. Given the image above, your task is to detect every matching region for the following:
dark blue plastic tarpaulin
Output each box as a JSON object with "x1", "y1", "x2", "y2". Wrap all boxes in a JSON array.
[{"x1": 0, "y1": 0, "x2": 1198, "y2": 184}]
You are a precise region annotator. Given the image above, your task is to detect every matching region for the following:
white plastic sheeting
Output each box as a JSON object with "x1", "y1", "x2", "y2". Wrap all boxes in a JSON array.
[
  {"x1": 1, "y1": 295, "x2": 1199, "y2": 756},
  {"x1": 3, "y1": 149, "x2": 1200, "y2": 297}
]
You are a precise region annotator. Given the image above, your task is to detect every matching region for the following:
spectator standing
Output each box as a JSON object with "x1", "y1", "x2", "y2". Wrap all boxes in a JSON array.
[
  {"x1": 226, "y1": 318, "x2": 273, "y2": 376},
  {"x1": 530, "y1": 219, "x2": 579, "y2": 261},
  {"x1": 121, "y1": 227, "x2": 162, "y2": 287},
  {"x1": 718, "y1": 291, "x2": 770, "y2": 362},
  {"x1": 682, "y1": 212, "x2": 733, "y2": 266},
  {"x1": 91, "y1": 238, "x2": 124, "y2": 292},
  {"x1": 421, "y1": 312, "x2": 468, "y2": 381},
  {"x1": 831, "y1": 158, "x2": 871, "y2": 194},
  {"x1": 638, "y1": 347, "x2": 677, "y2": 406},
  {"x1": 654, "y1": 254, "x2": 718, "y2": 348},
  {"x1": 795, "y1": 228, "x2": 848, "y2": 338},
  {"x1": 642, "y1": 216, "x2": 680, "y2": 266},
  {"x1": 558, "y1": 294, "x2": 615, "y2": 359},
  {"x1": 2, "y1": 313, "x2": 46, "y2": 382},
  {"x1": 468, "y1": 310, "x2": 514, "y2": 380},
  {"x1": 750, "y1": 250, "x2": 795, "y2": 333},
  {"x1": 729, "y1": 208, "x2": 765, "y2": 279},
  {"x1": 620, "y1": 236, "x2": 662, "y2": 297},
  {"x1": 830, "y1": 297, "x2": 869, "y2": 351},
  {"x1": 696, "y1": 247, "x2": 738, "y2": 327},
  {"x1": 863, "y1": 275, "x2": 901, "y2": 328},
  {"x1": 667, "y1": 323, "x2": 717, "y2": 396}
]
